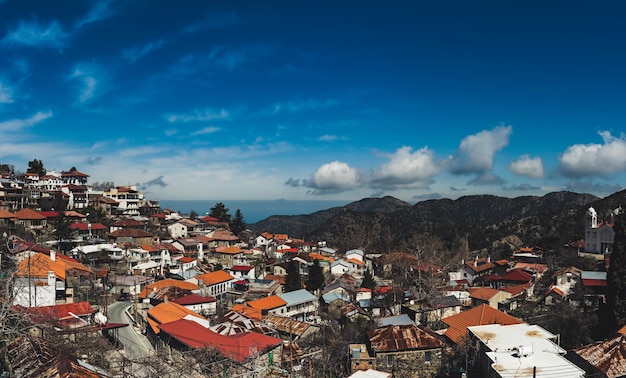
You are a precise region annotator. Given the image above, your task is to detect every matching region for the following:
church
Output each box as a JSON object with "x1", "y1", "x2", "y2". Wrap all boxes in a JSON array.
[{"x1": 584, "y1": 206, "x2": 617, "y2": 255}]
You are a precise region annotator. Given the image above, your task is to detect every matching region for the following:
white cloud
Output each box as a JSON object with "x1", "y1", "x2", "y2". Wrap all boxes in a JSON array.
[
  {"x1": 270, "y1": 98, "x2": 338, "y2": 115},
  {"x1": 166, "y1": 108, "x2": 229, "y2": 123},
  {"x1": 371, "y1": 146, "x2": 440, "y2": 189},
  {"x1": 190, "y1": 127, "x2": 220, "y2": 136},
  {"x1": 2, "y1": 20, "x2": 69, "y2": 49},
  {"x1": 509, "y1": 154, "x2": 544, "y2": 179},
  {"x1": 449, "y1": 125, "x2": 512, "y2": 175},
  {"x1": 0, "y1": 82, "x2": 14, "y2": 103},
  {"x1": 558, "y1": 131, "x2": 626, "y2": 178},
  {"x1": 318, "y1": 134, "x2": 344, "y2": 142},
  {"x1": 305, "y1": 161, "x2": 360, "y2": 193},
  {"x1": 0, "y1": 111, "x2": 52, "y2": 131}
]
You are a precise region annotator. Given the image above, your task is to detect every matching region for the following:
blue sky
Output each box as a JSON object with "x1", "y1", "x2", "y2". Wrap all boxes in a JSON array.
[{"x1": 1, "y1": 1, "x2": 626, "y2": 203}]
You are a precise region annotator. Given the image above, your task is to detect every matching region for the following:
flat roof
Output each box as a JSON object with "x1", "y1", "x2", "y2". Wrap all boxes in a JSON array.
[{"x1": 467, "y1": 323, "x2": 584, "y2": 378}]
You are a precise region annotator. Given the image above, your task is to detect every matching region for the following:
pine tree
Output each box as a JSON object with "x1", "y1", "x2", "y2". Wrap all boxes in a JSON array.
[
  {"x1": 209, "y1": 202, "x2": 231, "y2": 222},
  {"x1": 306, "y1": 259, "x2": 325, "y2": 292},
  {"x1": 606, "y1": 210, "x2": 626, "y2": 334},
  {"x1": 229, "y1": 209, "x2": 247, "y2": 235},
  {"x1": 284, "y1": 260, "x2": 302, "y2": 292}
]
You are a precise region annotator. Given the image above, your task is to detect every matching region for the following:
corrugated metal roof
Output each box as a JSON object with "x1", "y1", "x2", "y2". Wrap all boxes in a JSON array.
[{"x1": 368, "y1": 324, "x2": 445, "y2": 352}]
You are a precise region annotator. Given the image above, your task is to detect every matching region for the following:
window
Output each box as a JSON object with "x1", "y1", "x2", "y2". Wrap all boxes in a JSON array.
[
  {"x1": 424, "y1": 351, "x2": 432, "y2": 362},
  {"x1": 386, "y1": 354, "x2": 394, "y2": 366}
]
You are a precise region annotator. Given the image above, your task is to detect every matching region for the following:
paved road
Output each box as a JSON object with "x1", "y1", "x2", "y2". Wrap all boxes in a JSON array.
[{"x1": 107, "y1": 301, "x2": 155, "y2": 359}]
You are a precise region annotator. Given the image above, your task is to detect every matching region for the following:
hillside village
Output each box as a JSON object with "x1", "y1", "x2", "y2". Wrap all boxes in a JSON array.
[{"x1": 1, "y1": 164, "x2": 626, "y2": 378}]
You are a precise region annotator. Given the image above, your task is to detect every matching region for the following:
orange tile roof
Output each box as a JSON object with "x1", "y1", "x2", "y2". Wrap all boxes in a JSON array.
[
  {"x1": 442, "y1": 304, "x2": 525, "y2": 344},
  {"x1": 16, "y1": 252, "x2": 91, "y2": 280},
  {"x1": 196, "y1": 270, "x2": 234, "y2": 286},
  {"x1": 246, "y1": 295, "x2": 287, "y2": 311},
  {"x1": 309, "y1": 253, "x2": 335, "y2": 262},
  {"x1": 465, "y1": 258, "x2": 495, "y2": 273},
  {"x1": 618, "y1": 324, "x2": 626, "y2": 336},
  {"x1": 147, "y1": 301, "x2": 203, "y2": 334},
  {"x1": 0, "y1": 209, "x2": 16, "y2": 219},
  {"x1": 139, "y1": 278, "x2": 199, "y2": 299},
  {"x1": 14, "y1": 208, "x2": 46, "y2": 220},
  {"x1": 215, "y1": 246, "x2": 245, "y2": 254},
  {"x1": 469, "y1": 287, "x2": 502, "y2": 301},
  {"x1": 265, "y1": 274, "x2": 286, "y2": 285},
  {"x1": 346, "y1": 258, "x2": 365, "y2": 266},
  {"x1": 230, "y1": 304, "x2": 263, "y2": 320},
  {"x1": 503, "y1": 283, "x2": 533, "y2": 297}
]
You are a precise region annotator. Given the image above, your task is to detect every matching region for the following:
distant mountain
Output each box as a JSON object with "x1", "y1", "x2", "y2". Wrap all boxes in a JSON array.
[{"x1": 250, "y1": 190, "x2": 626, "y2": 254}]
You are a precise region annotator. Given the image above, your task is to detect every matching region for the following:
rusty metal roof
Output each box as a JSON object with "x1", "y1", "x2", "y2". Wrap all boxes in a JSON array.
[
  {"x1": 368, "y1": 324, "x2": 445, "y2": 352},
  {"x1": 573, "y1": 334, "x2": 626, "y2": 378},
  {"x1": 265, "y1": 314, "x2": 315, "y2": 337}
]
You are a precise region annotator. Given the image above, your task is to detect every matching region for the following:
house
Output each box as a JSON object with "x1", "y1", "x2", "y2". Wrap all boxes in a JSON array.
[
  {"x1": 248, "y1": 277, "x2": 283, "y2": 297},
  {"x1": 109, "y1": 217, "x2": 145, "y2": 232},
  {"x1": 194, "y1": 270, "x2": 236, "y2": 298},
  {"x1": 460, "y1": 257, "x2": 495, "y2": 285},
  {"x1": 349, "y1": 343, "x2": 378, "y2": 374},
  {"x1": 168, "y1": 221, "x2": 190, "y2": 239},
  {"x1": 367, "y1": 324, "x2": 446, "y2": 378},
  {"x1": 441, "y1": 304, "x2": 525, "y2": 345},
  {"x1": 277, "y1": 289, "x2": 319, "y2": 321},
  {"x1": 468, "y1": 323, "x2": 584, "y2": 378},
  {"x1": 157, "y1": 318, "x2": 283, "y2": 374},
  {"x1": 245, "y1": 295, "x2": 288, "y2": 318},
  {"x1": 171, "y1": 293, "x2": 217, "y2": 316},
  {"x1": 145, "y1": 301, "x2": 205, "y2": 341},
  {"x1": 401, "y1": 295, "x2": 462, "y2": 326},
  {"x1": 138, "y1": 278, "x2": 200, "y2": 300},
  {"x1": 348, "y1": 369, "x2": 391, "y2": 378},
  {"x1": 581, "y1": 270, "x2": 607, "y2": 305},
  {"x1": 14, "y1": 250, "x2": 92, "y2": 307},
  {"x1": 331, "y1": 259, "x2": 354, "y2": 276},
  {"x1": 211, "y1": 245, "x2": 247, "y2": 268},
  {"x1": 107, "y1": 228, "x2": 154, "y2": 245},
  {"x1": 14, "y1": 208, "x2": 47, "y2": 234},
  {"x1": 69, "y1": 222, "x2": 107, "y2": 241},
  {"x1": 230, "y1": 265, "x2": 256, "y2": 280},
  {"x1": 553, "y1": 266, "x2": 582, "y2": 296},
  {"x1": 468, "y1": 287, "x2": 512, "y2": 309},
  {"x1": 265, "y1": 314, "x2": 319, "y2": 340},
  {"x1": 346, "y1": 249, "x2": 365, "y2": 262}
]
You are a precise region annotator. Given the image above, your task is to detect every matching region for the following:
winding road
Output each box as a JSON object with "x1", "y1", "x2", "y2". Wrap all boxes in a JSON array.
[{"x1": 107, "y1": 301, "x2": 155, "y2": 359}]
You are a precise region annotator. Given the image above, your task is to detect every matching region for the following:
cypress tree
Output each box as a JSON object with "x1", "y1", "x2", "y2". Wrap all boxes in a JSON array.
[
  {"x1": 306, "y1": 259, "x2": 325, "y2": 292},
  {"x1": 606, "y1": 210, "x2": 626, "y2": 334},
  {"x1": 284, "y1": 260, "x2": 302, "y2": 292}
]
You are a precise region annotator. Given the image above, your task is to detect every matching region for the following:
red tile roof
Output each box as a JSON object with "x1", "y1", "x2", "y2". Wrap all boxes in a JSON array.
[
  {"x1": 465, "y1": 258, "x2": 495, "y2": 273},
  {"x1": 69, "y1": 222, "x2": 107, "y2": 231},
  {"x1": 158, "y1": 319, "x2": 282, "y2": 362},
  {"x1": 442, "y1": 304, "x2": 525, "y2": 344},
  {"x1": 196, "y1": 270, "x2": 234, "y2": 286},
  {"x1": 246, "y1": 295, "x2": 287, "y2": 311},
  {"x1": 171, "y1": 293, "x2": 216, "y2": 305},
  {"x1": 14, "y1": 208, "x2": 46, "y2": 220},
  {"x1": 499, "y1": 269, "x2": 533, "y2": 282}
]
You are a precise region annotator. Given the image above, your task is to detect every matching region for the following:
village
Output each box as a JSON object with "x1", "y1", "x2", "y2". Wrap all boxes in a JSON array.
[{"x1": 0, "y1": 167, "x2": 624, "y2": 378}]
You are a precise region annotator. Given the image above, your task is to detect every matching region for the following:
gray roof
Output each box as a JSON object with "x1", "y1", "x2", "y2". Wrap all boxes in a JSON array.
[
  {"x1": 375, "y1": 314, "x2": 415, "y2": 327},
  {"x1": 580, "y1": 271, "x2": 607, "y2": 280},
  {"x1": 278, "y1": 289, "x2": 317, "y2": 306},
  {"x1": 322, "y1": 291, "x2": 350, "y2": 304}
]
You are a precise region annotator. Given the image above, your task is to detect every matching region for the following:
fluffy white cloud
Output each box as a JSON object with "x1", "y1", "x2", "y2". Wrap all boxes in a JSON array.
[
  {"x1": 450, "y1": 125, "x2": 512, "y2": 175},
  {"x1": 371, "y1": 146, "x2": 440, "y2": 189},
  {"x1": 68, "y1": 62, "x2": 107, "y2": 103},
  {"x1": 305, "y1": 161, "x2": 359, "y2": 193},
  {"x1": 509, "y1": 154, "x2": 544, "y2": 179},
  {"x1": 190, "y1": 127, "x2": 220, "y2": 136},
  {"x1": 558, "y1": 131, "x2": 626, "y2": 178}
]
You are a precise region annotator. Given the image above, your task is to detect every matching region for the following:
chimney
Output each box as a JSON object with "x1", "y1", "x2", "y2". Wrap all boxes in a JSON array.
[
  {"x1": 163, "y1": 295, "x2": 168, "y2": 303},
  {"x1": 50, "y1": 250, "x2": 56, "y2": 262}
]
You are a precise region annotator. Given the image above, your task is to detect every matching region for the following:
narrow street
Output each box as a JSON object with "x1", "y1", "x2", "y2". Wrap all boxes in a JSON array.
[{"x1": 107, "y1": 301, "x2": 155, "y2": 359}]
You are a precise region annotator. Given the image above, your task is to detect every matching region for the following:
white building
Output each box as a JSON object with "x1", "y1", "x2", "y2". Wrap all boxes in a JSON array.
[
  {"x1": 278, "y1": 289, "x2": 319, "y2": 321},
  {"x1": 467, "y1": 323, "x2": 584, "y2": 378},
  {"x1": 584, "y1": 206, "x2": 616, "y2": 254}
]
